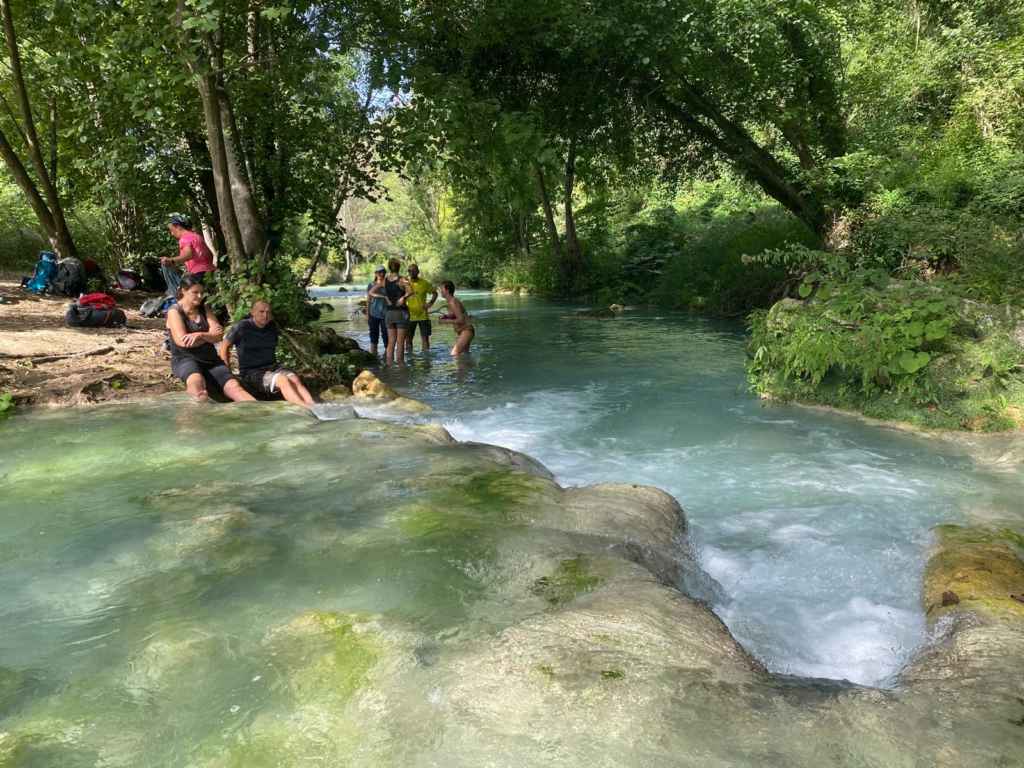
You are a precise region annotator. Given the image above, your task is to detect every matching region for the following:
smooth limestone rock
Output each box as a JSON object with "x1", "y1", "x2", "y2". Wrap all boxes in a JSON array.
[
  {"x1": 349, "y1": 370, "x2": 433, "y2": 414},
  {"x1": 5, "y1": 404, "x2": 1024, "y2": 767},
  {"x1": 123, "y1": 628, "x2": 223, "y2": 701},
  {"x1": 352, "y1": 370, "x2": 399, "y2": 400},
  {"x1": 460, "y1": 440, "x2": 556, "y2": 479}
]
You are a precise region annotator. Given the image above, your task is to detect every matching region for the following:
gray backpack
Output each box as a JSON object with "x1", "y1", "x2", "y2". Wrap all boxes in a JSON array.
[{"x1": 52, "y1": 258, "x2": 86, "y2": 296}]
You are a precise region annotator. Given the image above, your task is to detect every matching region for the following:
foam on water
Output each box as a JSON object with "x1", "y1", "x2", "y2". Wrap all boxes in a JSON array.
[{"x1": 329, "y1": 292, "x2": 1020, "y2": 687}]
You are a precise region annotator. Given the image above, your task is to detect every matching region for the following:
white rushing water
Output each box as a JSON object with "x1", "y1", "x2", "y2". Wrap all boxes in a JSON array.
[{"x1": 321, "y1": 288, "x2": 1018, "y2": 687}]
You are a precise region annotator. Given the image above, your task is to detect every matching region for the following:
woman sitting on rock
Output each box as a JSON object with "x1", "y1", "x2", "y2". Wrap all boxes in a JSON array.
[{"x1": 166, "y1": 275, "x2": 255, "y2": 403}]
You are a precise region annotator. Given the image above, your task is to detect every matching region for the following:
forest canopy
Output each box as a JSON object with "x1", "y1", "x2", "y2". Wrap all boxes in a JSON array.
[{"x1": 0, "y1": 0, "x2": 1020, "y2": 310}]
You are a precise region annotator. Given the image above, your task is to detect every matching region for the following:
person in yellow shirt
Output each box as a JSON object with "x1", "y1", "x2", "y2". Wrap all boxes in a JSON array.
[{"x1": 404, "y1": 263, "x2": 437, "y2": 352}]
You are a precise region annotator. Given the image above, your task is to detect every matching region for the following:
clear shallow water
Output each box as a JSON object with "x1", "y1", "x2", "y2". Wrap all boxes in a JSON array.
[{"x1": 325, "y1": 288, "x2": 1024, "y2": 686}]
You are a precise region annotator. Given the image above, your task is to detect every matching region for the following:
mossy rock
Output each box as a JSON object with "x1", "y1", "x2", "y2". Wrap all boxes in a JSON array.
[
  {"x1": 0, "y1": 722, "x2": 98, "y2": 768},
  {"x1": 317, "y1": 385, "x2": 352, "y2": 402},
  {"x1": 315, "y1": 326, "x2": 360, "y2": 355},
  {"x1": 529, "y1": 556, "x2": 605, "y2": 606},
  {"x1": 924, "y1": 525, "x2": 1024, "y2": 622},
  {"x1": 264, "y1": 611, "x2": 380, "y2": 705}
]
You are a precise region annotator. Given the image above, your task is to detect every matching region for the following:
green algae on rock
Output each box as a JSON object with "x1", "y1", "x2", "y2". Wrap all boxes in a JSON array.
[{"x1": 923, "y1": 525, "x2": 1024, "y2": 622}]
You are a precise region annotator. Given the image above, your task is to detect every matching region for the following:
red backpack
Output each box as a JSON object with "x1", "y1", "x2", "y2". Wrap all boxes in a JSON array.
[{"x1": 78, "y1": 292, "x2": 116, "y2": 310}]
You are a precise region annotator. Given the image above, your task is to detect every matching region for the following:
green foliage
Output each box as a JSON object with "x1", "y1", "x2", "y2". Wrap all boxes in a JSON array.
[
  {"x1": 748, "y1": 277, "x2": 1024, "y2": 431},
  {"x1": 0, "y1": 393, "x2": 14, "y2": 419},
  {"x1": 207, "y1": 260, "x2": 316, "y2": 329},
  {"x1": 749, "y1": 275, "x2": 957, "y2": 394},
  {"x1": 0, "y1": 183, "x2": 44, "y2": 273}
]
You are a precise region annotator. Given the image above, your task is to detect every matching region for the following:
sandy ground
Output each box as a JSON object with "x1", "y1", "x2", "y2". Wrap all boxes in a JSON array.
[{"x1": 0, "y1": 276, "x2": 180, "y2": 407}]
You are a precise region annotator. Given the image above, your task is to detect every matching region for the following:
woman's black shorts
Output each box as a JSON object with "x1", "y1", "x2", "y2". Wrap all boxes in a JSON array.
[
  {"x1": 385, "y1": 307, "x2": 410, "y2": 329},
  {"x1": 171, "y1": 358, "x2": 236, "y2": 391}
]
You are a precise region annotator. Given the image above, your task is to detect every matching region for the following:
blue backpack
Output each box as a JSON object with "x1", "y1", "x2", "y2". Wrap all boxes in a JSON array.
[{"x1": 23, "y1": 251, "x2": 58, "y2": 294}]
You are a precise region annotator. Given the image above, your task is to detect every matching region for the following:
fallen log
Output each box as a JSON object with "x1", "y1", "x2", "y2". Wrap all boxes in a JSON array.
[{"x1": 0, "y1": 346, "x2": 115, "y2": 364}]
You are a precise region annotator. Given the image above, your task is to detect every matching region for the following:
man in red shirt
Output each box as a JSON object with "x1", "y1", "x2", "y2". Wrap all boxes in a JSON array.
[{"x1": 161, "y1": 213, "x2": 216, "y2": 294}]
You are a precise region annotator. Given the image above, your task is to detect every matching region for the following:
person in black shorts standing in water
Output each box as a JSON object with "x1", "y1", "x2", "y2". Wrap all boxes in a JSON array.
[
  {"x1": 404, "y1": 263, "x2": 437, "y2": 353},
  {"x1": 219, "y1": 299, "x2": 316, "y2": 409},
  {"x1": 383, "y1": 257, "x2": 411, "y2": 366},
  {"x1": 166, "y1": 275, "x2": 255, "y2": 403}
]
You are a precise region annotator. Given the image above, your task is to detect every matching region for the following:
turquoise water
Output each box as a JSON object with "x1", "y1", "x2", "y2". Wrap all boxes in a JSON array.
[
  {"x1": 325, "y1": 288, "x2": 1024, "y2": 686},
  {"x1": 2, "y1": 291, "x2": 1023, "y2": 764}
]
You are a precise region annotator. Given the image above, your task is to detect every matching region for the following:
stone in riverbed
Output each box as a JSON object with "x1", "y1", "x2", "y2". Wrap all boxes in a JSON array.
[
  {"x1": 922, "y1": 524, "x2": 1024, "y2": 622},
  {"x1": 318, "y1": 384, "x2": 352, "y2": 401},
  {"x1": 352, "y1": 370, "x2": 398, "y2": 400}
]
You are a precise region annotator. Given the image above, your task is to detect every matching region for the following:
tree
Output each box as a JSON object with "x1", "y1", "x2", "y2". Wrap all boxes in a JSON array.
[{"x1": 0, "y1": 0, "x2": 76, "y2": 257}]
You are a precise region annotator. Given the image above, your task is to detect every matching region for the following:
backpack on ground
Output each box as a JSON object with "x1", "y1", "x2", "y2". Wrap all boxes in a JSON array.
[
  {"x1": 52, "y1": 258, "x2": 87, "y2": 297},
  {"x1": 140, "y1": 295, "x2": 176, "y2": 318},
  {"x1": 22, "y1": 251, "x2": 58, "y2": 294},
  {"x1": 78, "y1": 292, "x2": 117, "y2": 310},
  {"x1": 116, "y1": 269, "x2": 142, "y2": 291},
  {"x1": 65, "y1": 303, "x2": 126, "y2": 328}
]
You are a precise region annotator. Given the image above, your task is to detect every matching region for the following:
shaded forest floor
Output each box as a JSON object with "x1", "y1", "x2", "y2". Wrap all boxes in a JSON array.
[{"x1": 0, "y1": 276, "x2": 178, "y2": 407}]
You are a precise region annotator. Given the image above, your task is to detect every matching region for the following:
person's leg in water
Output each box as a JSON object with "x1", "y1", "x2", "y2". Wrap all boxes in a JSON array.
[
  {"x1": 385, "y1": 321, "x2": 399, "y2": 365},
  {"x1": 405, "y1": 321, "x2": 416, "y2": 353},
  {"x1": 276, "y1": 373, "x2": 315, "y2": 409},
  {"x1": 419, "y1": 319, "x2": 431, "y2": 352},
  {"x1": 395, "y1": 327, "x2": 408, "y2": 364},
  {"x1": 369, "y1": 316, "x2": 381, "y2": 356},
  {"x1": 184, "y1": 372, "x2": 209, "y2": 401},
  {"x1": 451, "y1": 326, "x2": 474, "y2": 356}
]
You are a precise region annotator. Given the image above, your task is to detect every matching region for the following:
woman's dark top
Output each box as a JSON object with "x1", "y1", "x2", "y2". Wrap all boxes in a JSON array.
[
  {"x1": 170, "y1": 305, "x2": 220, "y2": 365},
  {"x1": 384, "y1": 275, "x2": 406, "y2": 307}
]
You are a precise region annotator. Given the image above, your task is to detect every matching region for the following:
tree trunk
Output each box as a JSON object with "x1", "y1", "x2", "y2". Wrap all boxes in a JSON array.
[
  {"x1": 562, "y1": 136, "x2": 583, "y2": 288},
  {"x1": 184, "y1": 130, "x2": 227, "y2": 256},
  {"x1": 1, "y1": 0, "x2": 76, "y2": 258},
  {"x1": 654, "y1": 87, "x2": 830, "y2": 238},
  {"x1": 197, "y1": 73, "x2": 247, "y2": 270},
  {"x1": 216, "y1": 82, "x2": 266, "y2": 258},
  {"x1": 48, "y1": 96, "x2": 57, "y2": 186},
  {"x1": 0, "y1": 124, "x2": 59, "y2": 247},
  {"x1": 534, "y1": 161, "x2": 562, "y2": 263}
]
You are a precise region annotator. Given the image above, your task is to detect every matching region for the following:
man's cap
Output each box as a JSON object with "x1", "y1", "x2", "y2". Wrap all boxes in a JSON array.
[
  {"x1": 375, "y1": 266, "x2": 387, "y2": 273},
  {"x1": 169, "y1": 213, "x2": 191, "y2": 228}
]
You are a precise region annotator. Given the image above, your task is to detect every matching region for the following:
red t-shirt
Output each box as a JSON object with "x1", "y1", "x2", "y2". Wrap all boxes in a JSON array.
[{"x1": 179, "y1": 230, "x2": 215, "y2": 275}]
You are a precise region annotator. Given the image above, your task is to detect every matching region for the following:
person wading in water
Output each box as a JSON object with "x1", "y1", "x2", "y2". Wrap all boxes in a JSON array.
[
  {"x1": 383, "y1": 258, "x2": 412, "y2": 366},
  {"x1": 438, "y1": 280, "x2": 475, "y2": 356}
]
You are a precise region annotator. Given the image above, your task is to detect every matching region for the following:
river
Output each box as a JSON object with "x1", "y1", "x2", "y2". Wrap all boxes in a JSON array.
[
  {"x1": 1, "y1": 289, "x2": 1022, "y2": 765},
  {"x1": 326, "y1": 288, "x2": 1024, "y2": 687}
]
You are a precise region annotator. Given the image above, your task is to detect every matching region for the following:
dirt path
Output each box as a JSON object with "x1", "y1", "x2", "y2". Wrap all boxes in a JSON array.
[{"x1": 0, "y1": 278, "x2": 180, "y2": 407}]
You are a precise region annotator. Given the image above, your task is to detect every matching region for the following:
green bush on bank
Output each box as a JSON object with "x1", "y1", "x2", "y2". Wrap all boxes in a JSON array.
[{"x1": 748, "y1": 273, "x2": 1024, "y2": 431}]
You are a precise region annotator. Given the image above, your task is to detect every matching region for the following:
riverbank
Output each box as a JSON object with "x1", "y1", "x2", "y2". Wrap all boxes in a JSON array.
[
  {"x1": 0, "y1": 278, "x2": 373, "y2": 410},
  {"x1": 748, "y1": 279, "x2": 1024, "y2": 433},
  {"x1": 0, "y1": 278, "x2": 177, "y2": 407}
]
